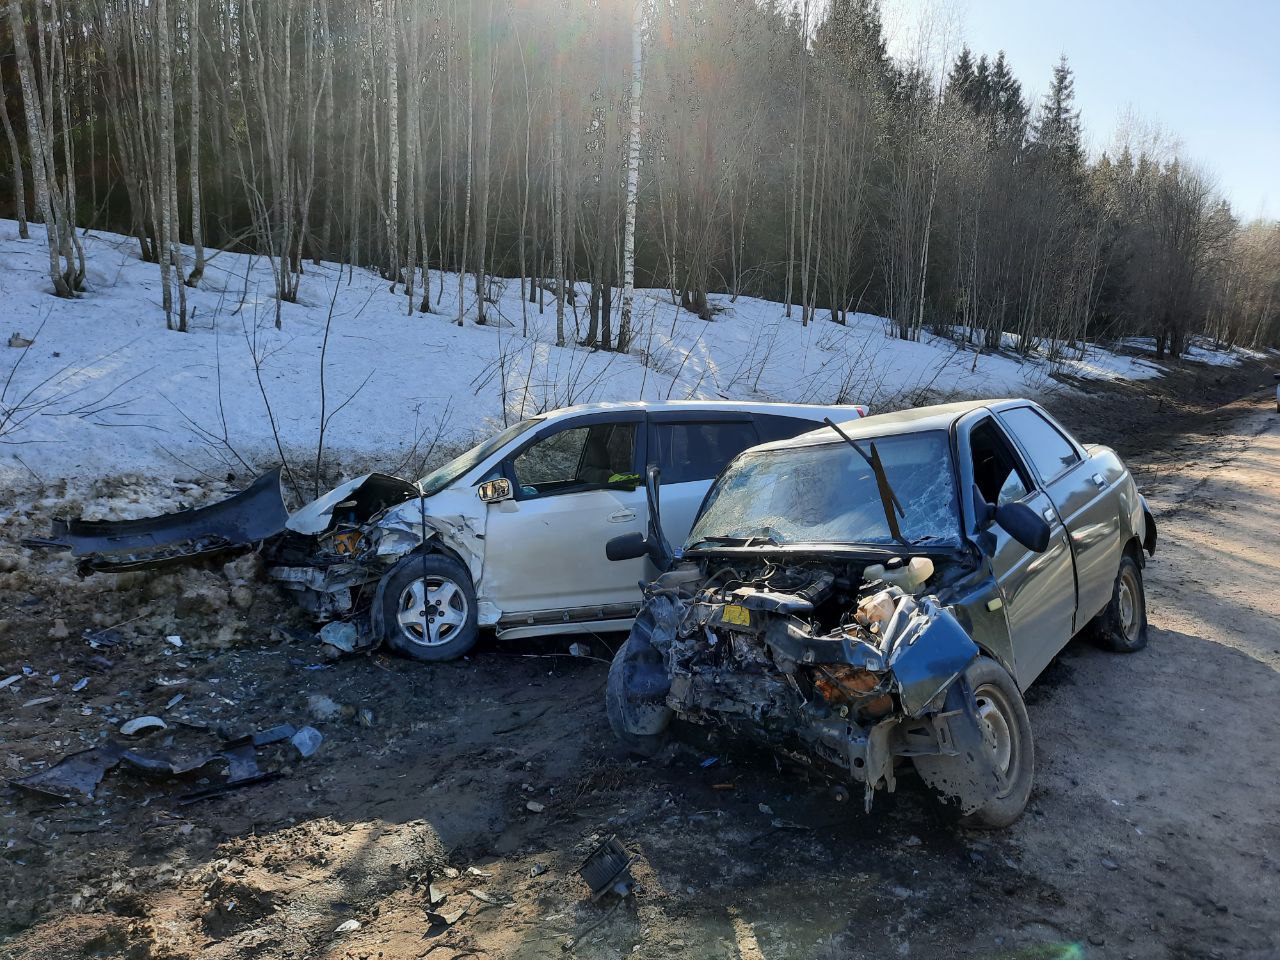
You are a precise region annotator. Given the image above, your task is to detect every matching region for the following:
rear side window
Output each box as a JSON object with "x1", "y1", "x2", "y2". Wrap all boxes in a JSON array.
[
  {"x1": 652, "y1": 421, "x2": 759, "y2": 484},
  {"x1": 754, "y1": 415, "x2": 826, "y2": 444},
  {"x1": 998, "y1": 407, "x2": 1080, "y2": 482}
]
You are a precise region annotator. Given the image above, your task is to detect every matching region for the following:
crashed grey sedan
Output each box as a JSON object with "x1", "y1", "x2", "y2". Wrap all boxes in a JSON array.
[{"x1": 604, "y1": 399, "x2": 1156, "y2": 828}]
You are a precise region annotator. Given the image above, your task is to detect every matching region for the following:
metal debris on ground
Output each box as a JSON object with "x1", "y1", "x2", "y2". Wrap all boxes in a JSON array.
[{"x1": 577, "y1": 835, "x2": 636, "y2": 903}]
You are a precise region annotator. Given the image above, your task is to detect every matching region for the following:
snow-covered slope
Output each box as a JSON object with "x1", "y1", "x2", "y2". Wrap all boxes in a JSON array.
[{"x1": 0, "y1": 219, "x2": 1251, "y2": 484}]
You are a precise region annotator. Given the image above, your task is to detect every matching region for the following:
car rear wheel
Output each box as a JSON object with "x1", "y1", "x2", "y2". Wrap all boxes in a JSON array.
[
  {"x1": 1091, "y1": 554, "x2": 1148, "y2": 653},
  {"x1": 381, "y1": 553, "x2": 479, "y2": 662}
]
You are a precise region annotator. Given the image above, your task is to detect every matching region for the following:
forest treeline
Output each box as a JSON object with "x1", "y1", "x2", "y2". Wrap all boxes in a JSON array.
[{"x1": 2, "y1": 0, "x2": 1277, "y2": 358}]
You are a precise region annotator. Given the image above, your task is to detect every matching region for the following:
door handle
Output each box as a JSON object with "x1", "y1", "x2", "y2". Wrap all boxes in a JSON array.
[
  {"x1": 608, "y1": 509, "x2": 637, "y2": 523},
  {"x1": 1092, "y1": 473, "x2": 1106, "y2": 489}
]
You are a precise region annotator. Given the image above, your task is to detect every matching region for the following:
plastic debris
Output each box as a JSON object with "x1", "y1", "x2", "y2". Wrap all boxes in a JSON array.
[
  {"x1": 120, "y1": 716, "x2": 168, "y2": 737},
  {"x1": 72, "y1": 678, "x2": 89, "y2": 692},
  {"x1": 291, "y1": 726, "x2": 323, "y2": 758},
  {"x1": 318, "y1": 621, "x2": 359, "y2": 654},
  {"x1": 165, "y1": 635, "x2": 183, "y2": 648},
  {"x1": 427, "y1": 905, "x2": 467, "y2": 927},
  {"x1": 0, "y1": 675, "x2": 21, "y2": 690},
  {"x1": 333, "y1": 919, "x2": 361, "y2": 934}
]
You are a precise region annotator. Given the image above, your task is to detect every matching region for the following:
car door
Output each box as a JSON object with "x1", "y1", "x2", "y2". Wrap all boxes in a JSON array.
[
  {"x1": 646, "y1": 414, "x2": 761, "y2": 548},
  {"x1": 998, "y1": 405, "x2": 1123, "y2": 628},
  {"x1": 963, "y1": 415, "x2": 1077, "y2": 687},
  {"x1": 480, "y1": 414, "x2": 648, "y2": 618}
]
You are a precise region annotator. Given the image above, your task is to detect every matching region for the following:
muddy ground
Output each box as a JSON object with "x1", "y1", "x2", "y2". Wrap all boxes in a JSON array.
[{"x1": 2, "y1": 361, "x2": 1278, "y2": 960}]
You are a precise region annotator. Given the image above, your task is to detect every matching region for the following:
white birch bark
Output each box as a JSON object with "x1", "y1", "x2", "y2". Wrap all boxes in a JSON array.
[
  {"x1": 6, "y1": 0, "x2": 71, "y2": 296},
  {"x1": 617, "y1": 0, "x2": 646, "y2": 354}
]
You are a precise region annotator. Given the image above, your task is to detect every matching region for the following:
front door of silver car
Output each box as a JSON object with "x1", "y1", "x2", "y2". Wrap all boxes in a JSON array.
[
  {"x1": 999, "y1": 405, "x2": 1124, "y2": 630},
  {"x1": 961, "y1": 413, "x2": 1077, "y2": 687},
  {"x1": 480, "y1": 413, "x2": 649, "y2": 620}
]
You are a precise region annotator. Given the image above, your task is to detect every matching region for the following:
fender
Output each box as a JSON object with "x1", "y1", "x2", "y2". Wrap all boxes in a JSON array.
[{"x1": 1139, "y1": 494, "x2": 1157, "y2": 557}]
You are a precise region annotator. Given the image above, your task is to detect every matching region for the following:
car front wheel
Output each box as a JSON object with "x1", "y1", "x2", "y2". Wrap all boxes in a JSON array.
[
  {"x1": 958, "y1": 658, "x2": 1036, "y2": 830},
  {"x1": 381, "y1": 553, "x2": 479, "y2": 662}
]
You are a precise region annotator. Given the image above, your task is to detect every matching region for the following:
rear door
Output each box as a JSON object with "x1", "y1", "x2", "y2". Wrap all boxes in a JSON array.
[
  {"x1": 480, "y1": 413, "x2": 648, "y2": 617},
  {"x1": 964, "y1": 415, "x2": 1077, "y2": 686},
  {"x1": 646, "y1": 414, "x2": 761, "y2": 547},
  {"x1": 998, "y1": 405, "x2": 1123, "y2": 627}
]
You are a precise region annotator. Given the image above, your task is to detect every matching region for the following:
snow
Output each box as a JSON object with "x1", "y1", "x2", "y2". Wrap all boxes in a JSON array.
[{"x1": 0, "y1": 218, "x2": 1252, "y2": 486}]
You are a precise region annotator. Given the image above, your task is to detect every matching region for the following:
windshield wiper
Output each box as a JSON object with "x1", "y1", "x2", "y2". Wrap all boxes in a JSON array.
[{"x1": 823, "y1": 417, "x2": 908, "y2": 547}]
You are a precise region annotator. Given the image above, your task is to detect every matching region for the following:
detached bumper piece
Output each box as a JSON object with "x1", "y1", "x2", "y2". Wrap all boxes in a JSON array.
[{"x1": 27, "y1": 467, "x2": 289, "y2": 574}]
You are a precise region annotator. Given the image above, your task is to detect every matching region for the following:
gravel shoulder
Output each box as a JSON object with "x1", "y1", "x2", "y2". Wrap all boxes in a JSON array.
[{"x1": 1, "y1": 370, "x2": 1278, "y2": 960}]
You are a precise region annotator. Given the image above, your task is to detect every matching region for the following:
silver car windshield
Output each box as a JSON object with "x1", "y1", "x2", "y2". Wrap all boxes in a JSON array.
[
  {"x1": 418, "y1": 418, "x2": 542, "y2": 497},
  {"x1": 687, "y1": 430, "x2": 962, "y2": 548}
]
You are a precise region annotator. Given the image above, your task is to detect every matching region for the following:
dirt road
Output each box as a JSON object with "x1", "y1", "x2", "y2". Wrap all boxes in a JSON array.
[{"x1": 2, "y1": 390, "x2": 1278, "y2": 960}]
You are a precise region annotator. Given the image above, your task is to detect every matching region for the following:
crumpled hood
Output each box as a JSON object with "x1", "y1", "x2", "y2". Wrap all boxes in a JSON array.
[{"x1": 286, "y1": 473, "x2": 420, "y2": 535}]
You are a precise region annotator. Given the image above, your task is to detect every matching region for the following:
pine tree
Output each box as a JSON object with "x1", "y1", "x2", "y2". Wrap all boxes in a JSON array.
[{"x1": 1033, "y1": 54, "x2": 1083, "y2": 171}]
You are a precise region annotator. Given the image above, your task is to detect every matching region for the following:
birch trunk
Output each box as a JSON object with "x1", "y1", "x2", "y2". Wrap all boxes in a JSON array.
[
  {"x1": 186, "y1": 0, "x2": 205, "y2": 285},
  {"x1": 617, "y1": 0, "x2": 645, "y2": 354},
  {"x1": 0, "y1": 92, "x2": 28, "y2": 239},
  {"x1": 6, "y1": 0, "x2": 71, "y2": 296}
]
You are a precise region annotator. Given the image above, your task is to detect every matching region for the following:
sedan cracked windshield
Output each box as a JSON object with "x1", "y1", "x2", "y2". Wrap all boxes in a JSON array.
[{"x1": 606, "y1": 400, "x2": 1155, "y2": 828}]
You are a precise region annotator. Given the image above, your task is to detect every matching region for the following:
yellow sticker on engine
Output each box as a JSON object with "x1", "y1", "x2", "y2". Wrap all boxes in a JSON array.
[{"x1": 722, "y1": 604, "x2": 751, "y2": 627}]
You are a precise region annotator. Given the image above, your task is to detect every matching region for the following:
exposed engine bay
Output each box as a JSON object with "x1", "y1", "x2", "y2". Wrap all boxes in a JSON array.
[{"x1": 610, "y1": 555, "x2": 1005, "y2": 813}]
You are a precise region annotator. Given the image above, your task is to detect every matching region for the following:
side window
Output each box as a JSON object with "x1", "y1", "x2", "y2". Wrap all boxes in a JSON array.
[
  {"x1": 512, "y1": 422, "x2": 637, "y2": 498},
  {"x1": 969, "y1": 418, "x2": 1032, "y2": 506},
  {"x1": 754, "y1": 415, "x2": 824, "y2": 444},
  {"x1": 998, "y1": 407, "x2": 1081, "y2": 483},
  {"x1": 652, "y1": 421, "x2": 759, "y2": 485}
]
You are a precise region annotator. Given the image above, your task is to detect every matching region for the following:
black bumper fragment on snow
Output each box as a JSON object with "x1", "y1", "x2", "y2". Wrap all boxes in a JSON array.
[{"x1": 28, "y1": 467, "x2": 289, "y2": 574}]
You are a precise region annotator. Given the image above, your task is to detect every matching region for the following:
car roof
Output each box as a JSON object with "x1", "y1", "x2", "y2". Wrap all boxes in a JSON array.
[
  {"x1": 752, "y1": 398, "x2": 1030, "y2": 451},
  {"x1": 539, "y1": 399, "x2": 862, "y2": 422}
]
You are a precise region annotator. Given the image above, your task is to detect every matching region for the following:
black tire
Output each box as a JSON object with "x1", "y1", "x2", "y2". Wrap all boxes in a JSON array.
[
  {"x1": 605, "y1": 604, "x2": 676, "y2": 757},
  {"x1": 1090, "y1": 553, "x2": 1148, "y2": 653},
  {"x1": 957, "y1": 658, "x2": 1035, "y2": 830},
  {"x1": 380, "y1": 553, "x2": 479, "y2": 662}
]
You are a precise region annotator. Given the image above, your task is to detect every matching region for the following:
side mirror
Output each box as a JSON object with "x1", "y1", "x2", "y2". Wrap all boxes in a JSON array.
[
  {"x1": 477, "y1": 478, "x2": 512, "y2": 503},
  {"x1": 606, "y1": 531, "x2": 649, "y2": 561},
  {"x1": 971, "y1": 484, "x2": 995, "y2": 530},
  {"x1": 994, "y1": 501, "x2": 1051, "y2": 553}
]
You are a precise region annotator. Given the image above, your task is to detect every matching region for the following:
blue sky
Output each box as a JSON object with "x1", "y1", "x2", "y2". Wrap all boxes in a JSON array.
[{"x1": 881, "y1": 0, "x2": 1278, "y2": 218}]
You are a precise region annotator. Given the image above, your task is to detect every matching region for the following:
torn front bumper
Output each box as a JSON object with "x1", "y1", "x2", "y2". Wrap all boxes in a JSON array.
[{"x1": 26, "y1": 467, "x2": 290, "y2": 574}]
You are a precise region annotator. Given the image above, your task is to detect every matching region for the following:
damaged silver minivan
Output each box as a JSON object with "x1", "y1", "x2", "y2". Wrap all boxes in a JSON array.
[
  {"x1": 603, "y1": 399, "x2": 1156, "y2": 827},
  {"x1": 38, "y1": 401, "x2": 864, "y2": 661}
]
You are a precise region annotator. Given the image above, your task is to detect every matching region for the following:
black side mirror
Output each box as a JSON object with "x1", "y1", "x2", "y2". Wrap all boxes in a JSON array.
[
  {"x1": 606, "y1": 531, "x2": 648, "y2": 562},
  {"x1": 604, "y1": 466, "x2": 674, "y2": 572},
  {"x1": 994, "y1": 501, "x2": 1051, "y2": 553}
]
